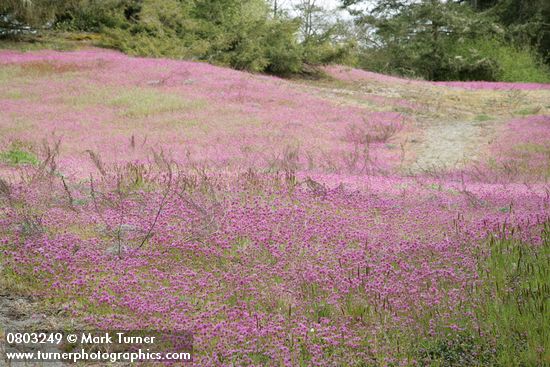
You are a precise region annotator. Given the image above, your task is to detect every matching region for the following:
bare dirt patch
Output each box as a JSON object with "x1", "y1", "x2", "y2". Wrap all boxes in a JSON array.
[
  {"x1": 406, "y1": 119, "x2": 501, "y2": 172},
  {"x1": 0, "y1": 275, "x2": 69, "y2": 366},
  {"x1": 292, "y1": 74, "x2": 549, "y2": 172}
]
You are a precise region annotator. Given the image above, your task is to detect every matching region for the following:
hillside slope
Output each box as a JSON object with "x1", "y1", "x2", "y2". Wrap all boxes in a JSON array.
[
  {"x1": 0, "y1": 49, "x2": 549, "y2": 366},
  {"x1": 1, "y1": 49, "x2": 549, "y2": 177}
]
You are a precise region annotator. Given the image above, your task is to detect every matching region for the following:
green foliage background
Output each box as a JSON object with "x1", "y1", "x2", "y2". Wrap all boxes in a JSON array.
[
  {"x1": 354, "y1": 0, "x2": 550, "y2": 82},
  {"x1": 1, "y1": 0, "x2": 549, "y2": 81}
]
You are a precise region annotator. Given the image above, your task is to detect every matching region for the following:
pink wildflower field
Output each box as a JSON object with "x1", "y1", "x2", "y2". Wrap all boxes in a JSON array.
[
  {"x1": 1, "y1": 49, "x2": 549, "y2": 366},
  {"x1": 325, "y1": 65, "x2": 550, "y2": 91}
]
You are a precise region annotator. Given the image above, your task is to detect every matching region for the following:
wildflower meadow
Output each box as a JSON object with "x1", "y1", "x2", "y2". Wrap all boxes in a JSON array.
[{"x1": 0, "y1": 49, "x2": 549, "y2": 366}]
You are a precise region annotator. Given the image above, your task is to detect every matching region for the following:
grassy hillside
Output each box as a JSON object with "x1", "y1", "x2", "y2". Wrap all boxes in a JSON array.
[{"x1": 0, "y1": 48, "x2": 549, "y2": 366}]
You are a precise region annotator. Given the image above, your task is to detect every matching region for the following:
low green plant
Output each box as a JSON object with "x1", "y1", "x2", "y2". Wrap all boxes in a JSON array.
[
  {"x1": 474, "y1": 114, "x2": 493, "y2": 122},
  {"x1": 0, "y1": 147, "x2": 38, "y2": 166},
  {"x1": 416, "y1": 331, "x2": 495, "y2": 367},
  {"x1": 515, "y1": 107, "x2": 541, "y2": 116}
]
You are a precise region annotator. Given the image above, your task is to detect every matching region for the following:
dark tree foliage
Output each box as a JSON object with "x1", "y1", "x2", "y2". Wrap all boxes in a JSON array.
[
  {"x1": 343, "y1": 0, "x2": 550, "y2": 81},
  {"x1": 487, "y1": 0, "x2": 550, "y2": 63},
  {"x1": 1, "y1": 0, "x2": 352, "y2": 75},
  {"x1": 0, "y1": 0, "x2": 59, "y2": 33},
  {"x1": 460, "y1": 0, "x2": 550, "y2": 63},
  {"x1": 1, "y1": 0, "x2": 548, "y2": 81}
]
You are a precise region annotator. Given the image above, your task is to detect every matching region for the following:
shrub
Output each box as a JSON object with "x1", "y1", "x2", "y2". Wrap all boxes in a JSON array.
[
  {"x1": 451, "y1": 37, "x2": 550, "y2": 83},
  {"x1": 55, "y1": 0, "x2": 136, "y2": 32},
  {"x1": 96, "y1": 0, "x2": 305, "y2": 75},
  {"x1": 263, "y1": 20, "x2": 303, "y2": 75}
]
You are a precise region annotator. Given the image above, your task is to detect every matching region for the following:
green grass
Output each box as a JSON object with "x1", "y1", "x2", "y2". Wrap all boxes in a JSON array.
[
  {"x1": 387, "y1": 222, "x2": 550, "y2": 366},
  {"x1": 515, "y1": 107, "x2": 542, "y2": 116},
  {"x1": 109, "y1": 88, "x2": 199, "y2": 118},
  {"x1": 474, "y1": 114, "x2": 493, "y2": 122},
  {"x1": 0, "y1": 66, "x2": 21, "y2": 84},
  {"x1": 476, "y1": 222, "x2": 550, "y2": 366},
  {"x1": 0, "y1": 148, "x2": 39, "y2": 165},
  {"x1": 513, "y1": 143, "x2": 549, "y2": 154},
  {"x1": 61, "y1": 85, "x2": 205, "y2": 118}
]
